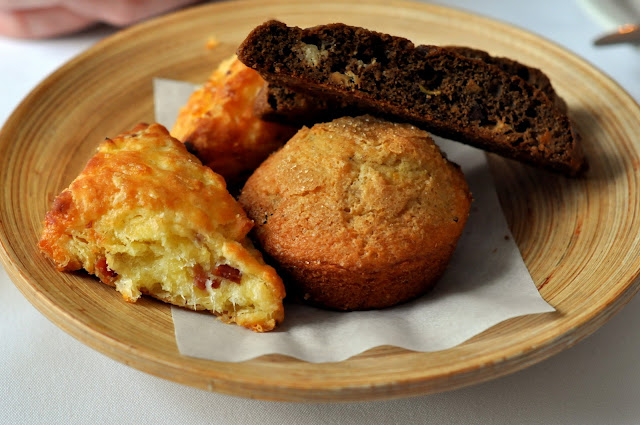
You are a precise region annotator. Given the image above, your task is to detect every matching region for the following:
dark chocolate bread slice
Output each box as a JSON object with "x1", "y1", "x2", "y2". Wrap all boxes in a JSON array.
[
  {"x1": 238, "y1": 20, "x2": 586, "y2": 176},
  {"x1": 256, "y1": 45, "x2": 568, "y2": 124}
]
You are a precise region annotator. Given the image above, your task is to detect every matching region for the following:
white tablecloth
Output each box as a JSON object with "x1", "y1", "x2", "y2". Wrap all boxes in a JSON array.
[{"x1": 3, "y1": 1, "x2": 640, "y2": 423}]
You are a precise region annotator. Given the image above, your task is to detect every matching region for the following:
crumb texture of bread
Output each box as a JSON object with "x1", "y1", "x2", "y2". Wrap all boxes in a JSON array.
[
  {"x1": 445, "y1": 46, "x2": 568, "y2": 112},
  {"x1": 258, "y1": 46, "x2": 568, "y2": 124},
  {"x1": 237, "y1": 20, "x2": 586, "y2": 176},
  {"x1": 171, "y1": 55, "x2": 297, "y2": 185},
  {"x1": 38, "y1": 123, "x2": 285, "y2": 332},
  {"x1": 239, "y1": 115, "x2": 471, "y2": 310}
]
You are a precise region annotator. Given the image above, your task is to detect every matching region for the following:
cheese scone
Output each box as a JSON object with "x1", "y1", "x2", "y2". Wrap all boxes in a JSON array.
[
  {"x1": 171, "y1": 55, "x2": 297, "y2": 185},
  {"x1": 38, "y1": 123, "x2": 285, "y2": 332}
]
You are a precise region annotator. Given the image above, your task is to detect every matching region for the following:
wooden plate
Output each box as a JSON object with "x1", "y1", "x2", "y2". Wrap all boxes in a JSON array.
[{"x1": 1, "y1": 0, "x2": 640, "y2": 402}]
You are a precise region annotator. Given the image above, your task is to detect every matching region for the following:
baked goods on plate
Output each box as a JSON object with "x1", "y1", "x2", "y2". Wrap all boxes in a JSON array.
[
  {"x1": 239, "y1": 115, "x2": 471, "y2": 310},
  {"x1": 38, "y1": 123, "x2": 285, "y2": 332}
]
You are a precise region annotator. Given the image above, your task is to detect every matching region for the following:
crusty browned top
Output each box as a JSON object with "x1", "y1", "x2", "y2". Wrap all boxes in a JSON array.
[
  {"x1": 238, "y1": 20, "x2": 586, "y2": 176},
  {"x1": 38, "y1": 123, "x2": 253, "y2": 269},
  {"x1": 239, "y1": 115, "x2": 471, "y2": 270}
]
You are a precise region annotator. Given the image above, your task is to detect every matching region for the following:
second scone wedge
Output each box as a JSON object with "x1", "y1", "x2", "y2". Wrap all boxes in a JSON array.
[{"x1": 38, "y1": 123, "x2": 285, "y2": 332}]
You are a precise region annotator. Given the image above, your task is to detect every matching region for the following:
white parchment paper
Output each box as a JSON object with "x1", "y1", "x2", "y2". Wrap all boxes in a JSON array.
[{"x1": 154, "y1": 78, "x2": 555, "y2": 363}]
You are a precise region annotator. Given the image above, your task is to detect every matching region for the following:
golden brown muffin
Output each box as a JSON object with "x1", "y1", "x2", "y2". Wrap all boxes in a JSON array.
[
  {"x1": 239, "y1": 115, "x2": 471, "y2": 310},
  {"x1": 38, "y1": 123, "x2": 285, "y2": 332},
  {"x1": 171, "y1": 55, "x2": 298, "y2": 185}
]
